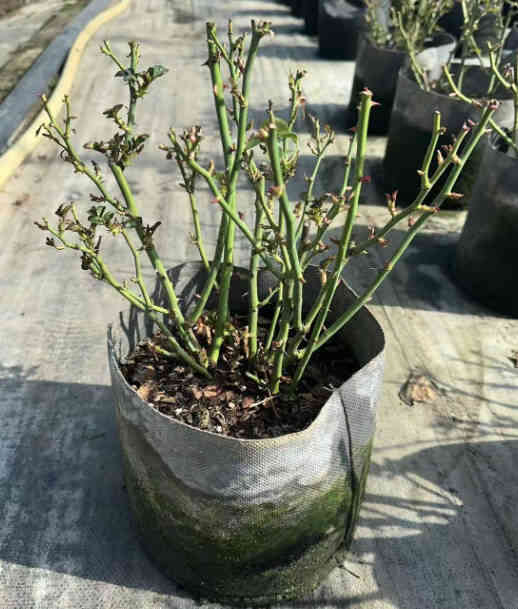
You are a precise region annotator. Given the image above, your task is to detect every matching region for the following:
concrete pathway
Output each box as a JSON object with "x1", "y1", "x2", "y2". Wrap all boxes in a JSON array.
[
  {"x1": 0, "y1": 0, "x2": 65, "y2": 67},
  {"x1": 0, "y1": 0, "x2": 517, "y2": 607}
]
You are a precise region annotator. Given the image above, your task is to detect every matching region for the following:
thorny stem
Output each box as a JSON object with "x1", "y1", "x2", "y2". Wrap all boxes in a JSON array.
[
  {"x1": 120, "y1": 228, "x2": 153, "y2": 307},
  {"x1": 396, "y1": 10, "x2": 428, "y2": 91},
  {"x1": 487, "y1": 42, "x2": 518, "y2": 147},
  {"x1": 150, "y1": 314, "x2": 211, "y2": 378},
  {"x1": 267, "y1": 106, "x2": 304, "y2": 335},
  {"x1": 299, "y1": 133, "x2": 356, "y2": 270},
  {"x1": 40, "y1": 96, "x2": 124, "y2": 212},
  {"x1": 169, "y1": 137, "x2": 282, "y2": 279},
  {"x1": 209, "y1": 20, "x2": 242, "y2": 125},
  {"x1": 109, "y1": 163, "x2": 200, "y2": 354},
  {"x1": 289, "y1": 90, "x2": 373, "y2": 388},
  {"x1": 248, "y1": 187, "x2": 266, "y2": 362},
  {"x1": 295, "y1": 118, "x2": 334, "y2": 245},
  {"x1": 209, "y1": 20, "x2": 266, "y2": 366},
  {"x1": 350, "y1": 111, "x2": 467, "y2": 256},
  {"x1": 45, "y1": 223, "x2": 145, "y2": 310},
  {"x1": 45, "y1": 215, "x2": 208, "y2": 377},
  {"x1": 443, "y1": 64, "x2": 518, "y2": 154},
  {"x1": 265, "y1": 282, "x2": 283, "y2": 353},
  {"x1": 127, "y1": 41, "x2": 139, "y2": 131},
  {"x1": 176, "y1": 156, "x2": 210, "y2": 272},
  {"x1": 314, "y1": 101, "x2": 497, "y2": 352},
  {"x1": 187, "y1": 215, "x2": 229, "y2": 324}
]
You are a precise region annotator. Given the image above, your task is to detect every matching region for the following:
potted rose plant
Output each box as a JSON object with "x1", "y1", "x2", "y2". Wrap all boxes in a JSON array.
[
  {"x1": 348, "y1": 0, "x2": 455, "y2": 133},
  {"x1": 35, "y1": 20, "x2": 496, "y2": 605},
  {"x1": 384, "y1": 0, "x2": 516, "y2": 205}
]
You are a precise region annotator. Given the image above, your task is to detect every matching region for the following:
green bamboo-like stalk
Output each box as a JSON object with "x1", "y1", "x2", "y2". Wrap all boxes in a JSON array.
[
  {"x1": 267, "y1": 107, "x2": 305, "y2": 333},
  {"x1": 289, "y1": 90, "x2": 373, "y2": 387},
  {"x1": 176, "y1": 157, "x2": 210, "y2": 272},
  {"x1": 248, "y1": 188, "x2": 266, "y2": 362},
  {"x1": 206, "y1": 23, "x2": 235, "y2": 168},
  {"x1": 208, "y1": 21, "x2": 267, "y2": 366}
]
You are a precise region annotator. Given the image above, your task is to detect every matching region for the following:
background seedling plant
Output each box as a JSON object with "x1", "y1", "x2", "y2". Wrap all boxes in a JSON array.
[
  {"x1": 36, "y1": 20, "x2": 496, "y2": 399},
  {"x1": 367, "y1": 0, "x2": 518, "y2": 94},
  {"x1": 365, "y1": 0, "x2": 454, "y2": 90},
  {"x1": 441, "y1": 0, "x2": 518, "y2": 154}
]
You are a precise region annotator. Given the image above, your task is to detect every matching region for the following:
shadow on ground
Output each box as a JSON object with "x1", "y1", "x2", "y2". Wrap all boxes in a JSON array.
[{"x1": 0, "y1": 364, "x2": 191, "y2": 598}]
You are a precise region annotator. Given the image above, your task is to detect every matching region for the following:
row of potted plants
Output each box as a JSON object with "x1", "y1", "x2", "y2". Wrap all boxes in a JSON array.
[
  {"x1": 289, "y1": 0, "x2": 518, "y2": 316},
  {"x1": 33, "y1": 4, "x2": 510, "y2": 606}
]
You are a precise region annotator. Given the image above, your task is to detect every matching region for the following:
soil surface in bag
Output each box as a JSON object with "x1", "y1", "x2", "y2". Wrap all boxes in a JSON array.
[{"x1": 120, "y1": 313, "x2": 359, "y2": 439}]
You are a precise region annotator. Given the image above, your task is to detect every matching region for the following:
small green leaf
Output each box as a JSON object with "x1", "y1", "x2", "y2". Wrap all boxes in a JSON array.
[{"x1": 148, "y1": 65, "x2": 168, "y2": 80}]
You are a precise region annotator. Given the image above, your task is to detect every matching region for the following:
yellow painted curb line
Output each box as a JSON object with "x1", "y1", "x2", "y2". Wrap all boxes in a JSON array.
[{"x1": 0, "y1": 0, "x2": 130, "y2": 190}]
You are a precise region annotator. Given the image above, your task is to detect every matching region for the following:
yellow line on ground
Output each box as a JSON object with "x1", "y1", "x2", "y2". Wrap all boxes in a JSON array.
[{"x1": 0, "y1": 0, "x2": 130, "y2": 191}]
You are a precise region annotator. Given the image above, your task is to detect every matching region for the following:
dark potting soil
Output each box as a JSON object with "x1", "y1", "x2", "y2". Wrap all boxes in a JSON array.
[{"x1": 121, "y1": 314, "x2": 359, "y2": 440}]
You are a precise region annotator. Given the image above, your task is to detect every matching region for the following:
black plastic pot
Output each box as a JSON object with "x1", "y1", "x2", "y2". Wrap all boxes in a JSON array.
[
  {"x1": 291, "y1": 0, "x2": 303, "y2": 17},
  {"x1": 302, "y1": 0, "x2": 319, "y2": 35},
  {"x1": 383, "y1": 65, "x2": 514, "y2": 206},
  {"x1": 108, "y1": 262, "x2": 385, "y2": 605},
  {"x1": 438, "y1": 2, "x2": 463, "y2": 40},
  {"x1": 455, "y1": 142, "x2": 518, "y2": 316},
  {"x1": 347, "y1": 33, "x2": 455, "y2": 135},
  {"x1": 318, "y1": 0, "x2": 367, "y2": 59}
]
